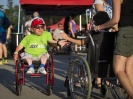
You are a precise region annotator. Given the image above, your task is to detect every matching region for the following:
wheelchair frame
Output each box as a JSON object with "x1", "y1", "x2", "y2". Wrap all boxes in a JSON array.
[
  {"x1": 15, "y1": 51, "x2": 54, "y2": 96},
  {"x1": 65, "y1": 32, "x2": 128, "y2": 99}
]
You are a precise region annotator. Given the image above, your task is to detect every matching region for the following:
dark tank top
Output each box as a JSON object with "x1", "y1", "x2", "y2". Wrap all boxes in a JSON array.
[{"x1": 119, "y1": 0, "x2": 133, "y2": 27}]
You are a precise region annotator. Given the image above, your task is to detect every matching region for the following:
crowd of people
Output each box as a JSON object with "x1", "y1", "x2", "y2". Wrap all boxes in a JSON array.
[{"x1": 1, "y1": 0, "x2": 133, "y2": 98}]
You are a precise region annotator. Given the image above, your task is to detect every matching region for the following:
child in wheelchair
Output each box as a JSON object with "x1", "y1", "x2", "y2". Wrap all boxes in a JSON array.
[{"x1": 14, "y1": 17, "x2": 68, "y2": 74}]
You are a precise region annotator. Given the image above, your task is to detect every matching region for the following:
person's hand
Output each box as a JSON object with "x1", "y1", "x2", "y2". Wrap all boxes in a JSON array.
[
  {"x1": 58, "y1": 40, "x2": 70, "y2": 47},
  {"x1": 93, "y1": 25, "x2": 101, "y2": 32},
  {"x1": 60, "y1": 32, "x2": 69, "y2": 40},
  {"x1": 110, "y1": 24, "x2": 118, "y2": 32},
  {"x1": 14, "y1": 54, "x2": 18, "y2": 62},
  {"x1": 6, "y1": 34, "x2": 10, "y2": 40}
]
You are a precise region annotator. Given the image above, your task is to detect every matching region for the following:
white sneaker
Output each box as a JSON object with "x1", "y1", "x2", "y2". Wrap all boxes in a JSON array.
[
  {"x1": 38, "y1": 67, "x2": 47, "y2": 75},
  {"x1": 26, "y1": 68, "x2": 35, "y2": 74}
]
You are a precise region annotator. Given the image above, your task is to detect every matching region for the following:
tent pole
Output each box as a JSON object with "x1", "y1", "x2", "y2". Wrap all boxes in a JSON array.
[
  {"x1": 79, "y1": 15, "x2": 82, "y2": 31},
  {"x1": 16, "y1": 4, "x2": 21, "y2": 46}
]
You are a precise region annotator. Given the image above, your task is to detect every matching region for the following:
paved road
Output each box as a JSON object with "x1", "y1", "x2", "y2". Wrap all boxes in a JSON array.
[{"x1": 0, "y1": 53, "x2": 114, "y2": 99}]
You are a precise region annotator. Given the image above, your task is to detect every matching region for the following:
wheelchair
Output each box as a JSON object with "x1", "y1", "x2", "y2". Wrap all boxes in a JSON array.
[
  {"x1": 15, "y1": 50, "x2": 54, "y2": 96},
  {"x1": 65, "y1": 32, "x2": 128, "y2": 99}
]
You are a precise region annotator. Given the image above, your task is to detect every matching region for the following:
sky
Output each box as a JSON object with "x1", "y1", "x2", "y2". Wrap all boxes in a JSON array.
[{"x1": 1, "y1": 0, "x2": 19, "y2": 8}]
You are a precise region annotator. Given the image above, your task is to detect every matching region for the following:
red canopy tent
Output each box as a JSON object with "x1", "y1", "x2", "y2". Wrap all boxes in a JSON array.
[
  {"x1": 16, "y1": 0, "x2": 93, "y2": 45},
  {"x1": 47, "y1": 18, "x2": 81, "y2": 30},
  {"x1": 20, "y1": 0, "x2": 94, "y2": 16},
  {"x1": 47, "y1": 18, "x2": 65, "y2": 30}
]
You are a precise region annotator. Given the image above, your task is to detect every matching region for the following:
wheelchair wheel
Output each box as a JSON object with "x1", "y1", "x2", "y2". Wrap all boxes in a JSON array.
[
  {"x1": 69, "y1": 56, "x2": 92, "y2": 99},
  {"x1": 109, "y1": 79, "x2": 128, "y2": 99},
  {"x1": 65, "y1": 59, "x2": 75, "y2": 97},
  {"x1": 15, "y1": 58, "x2": 22, "y2": 96},
  {"x1": 101, "y1": 84, "x2": 108, "y2": 98},
  {"x1": 45, "y1": 54, "x2": 54, "y2": 96},
  {"x1": 46, "y1": 85, "x2": 53, "y2": 96}
]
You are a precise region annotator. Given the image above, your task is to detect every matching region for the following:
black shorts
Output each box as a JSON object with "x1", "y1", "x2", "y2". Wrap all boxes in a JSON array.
[
  {"x1": 0, "y1": 32, "x2": 6, "y2": 44},
  {"x1": 91, "y1": 31, "x2": 116, "y2": 63},
  {"x1": 91, "y1": 31, "x2": 116, "y2": 77}
]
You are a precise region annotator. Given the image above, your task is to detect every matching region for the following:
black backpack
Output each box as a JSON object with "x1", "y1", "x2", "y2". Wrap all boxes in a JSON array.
[
  {"x1": 93, "y1": 11, "x2": 110, "y2": 25},
  {"x1": 0, "y1": 10, "x2": 10, "y2": 29}
]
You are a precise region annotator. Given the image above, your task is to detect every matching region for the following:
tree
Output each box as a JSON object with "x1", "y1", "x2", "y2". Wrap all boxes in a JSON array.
[
  {"x1": 0, "y1": 5, "x2": 4, "y2": 9},
  {"x1": 5, "y1": 0, "x2": 19, "y2": 27}
]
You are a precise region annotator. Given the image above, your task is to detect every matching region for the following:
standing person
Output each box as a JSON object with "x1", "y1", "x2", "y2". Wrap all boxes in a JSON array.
[
  {"x1": 61, "y1": 0, "x2": 117, "y2": 87},
  {"x1": 24, "y1": 11, "x2": 40, "y2": 36},
  {"x1": 33, "y1": 11, "x2": 39, "y2": 18},
  {"x1": 25, "y1": 15, "x2": 32, "y2": 35},
  {"x1": 69, "y1": 14, "x2": 78, "y2": 53},
  {"x1": 53, "y1": 23, "x2": 63, "y2": 41},
  {"x1": 0, "y1": 9, "x2": 10, "y2": 65},
  {"x1": 53, "y1": 23, "x2": 63, "y2": 53},
  {"x1": 64, "y1": 16, "x2": 72, "y2": 53},
  {"x1": 64, "y1": 16, "x2": 70, "y2": 35},
  {"x1": 90, "y1": 0, "x2": 116, "y2": 88},
  {"x1": 94, "y1": 0, "x2": 133, "y2": 98},
  {"x1": 14, "y1": 17, "x2": 68, "y2": 74}
]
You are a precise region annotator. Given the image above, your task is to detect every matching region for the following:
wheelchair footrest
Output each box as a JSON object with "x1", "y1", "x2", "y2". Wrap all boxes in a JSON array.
[{"x1": 30, "y1": 73, "x2": 41, "y2": 77}]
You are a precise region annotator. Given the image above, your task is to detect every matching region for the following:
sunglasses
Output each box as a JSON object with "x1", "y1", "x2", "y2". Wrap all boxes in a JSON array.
[{"x1": 34, "y1": 25, "x2": 44, "y2": 29}]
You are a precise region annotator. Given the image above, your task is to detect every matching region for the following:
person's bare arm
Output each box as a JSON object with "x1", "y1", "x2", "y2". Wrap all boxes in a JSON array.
[
  {"x1": 52, "y1": 35, "x2": 57, "y2": 41},
  {"x1": 60, "y1": 32, "x2": 89, "y2": 45},
  {"x1": 98, "y1": 0, "x2": 121, "y2": 30},
  {"x1": 95, "y1": 4, "x2": 104, "y2": 11},
  {"x1": 15, "y1": 45, "x2": 23, "y2": 52},
  {"x1": 6, "y1": 25, "x2": 12, "y2": 39},
  {"x1": 48, "y1": 39, "x2": 57, "y2": 44},
  {"x1": 14, "y1": 45, "x2": 24, "y2": 61}
]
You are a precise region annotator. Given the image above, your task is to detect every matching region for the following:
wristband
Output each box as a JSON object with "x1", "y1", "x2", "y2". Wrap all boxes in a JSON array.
[
  {"x1": 95, "y1": 26, "x2": 98, "y2": 32},
  {"x1": 14, "y1": 52, "x2": 18, "y2": 54},
  {"x1": 95, "y1": 26, "x2": 101, "y2": 32},
  {"x1": 57, "y1": 40, "x2": 60, "y2": 45},
  {"x1": 98, "y1": 25, "x2": 101, "y2": 31}
]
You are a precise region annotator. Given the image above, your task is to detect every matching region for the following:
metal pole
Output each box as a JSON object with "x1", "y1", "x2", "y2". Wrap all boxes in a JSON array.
[
  {"x1": 79, "y1": 15, "x2": 81, "y2": 31},
  {"x1": 17, "y1": 4, "x2": 21, "y2": 46},
  {"x1": 86, "y1": 9, "x2": 88, "y2": 24}
]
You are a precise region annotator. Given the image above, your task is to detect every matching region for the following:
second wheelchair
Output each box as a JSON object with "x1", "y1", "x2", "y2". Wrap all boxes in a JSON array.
[{"x1": 64, "y1": 33, "x2": 128, "y2": 99}]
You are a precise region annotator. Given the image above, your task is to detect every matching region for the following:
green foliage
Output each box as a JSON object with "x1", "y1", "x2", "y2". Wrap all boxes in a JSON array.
[
  {"x1": 76, "y1": 13, "x2": 86, "y2": 25},
  {"x1": 4, "y1": 0, "x2": 19, "y2": 27},
  {"x1": 0, "y1": 5, "x2": 4, "y2": 9}
]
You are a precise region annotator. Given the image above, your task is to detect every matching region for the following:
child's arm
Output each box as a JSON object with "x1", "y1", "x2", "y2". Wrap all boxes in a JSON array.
[
  {"x1": 48, "y1": 39, "x2": 57, "y2": 44},
  {"x1": 14, "y1": 44, "x2": 23, "y2": 61}
]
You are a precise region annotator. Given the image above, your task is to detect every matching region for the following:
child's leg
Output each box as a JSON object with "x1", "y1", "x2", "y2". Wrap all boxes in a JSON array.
[
  {"x1": 40, "y1": 54, "x2": 48, "y2": 66},
  {"x1": 40, "y1": 53, "x2": 49, "y2": 66},
  {"x1": 25, "y1": 58, "x2": 33, "y2": 66},
  {"x1": 38, "y1": 53, "x2": 49, "y2": 74},
  {"x1": 25, "y1": 57, "x2": 35, "y2": 74}
]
